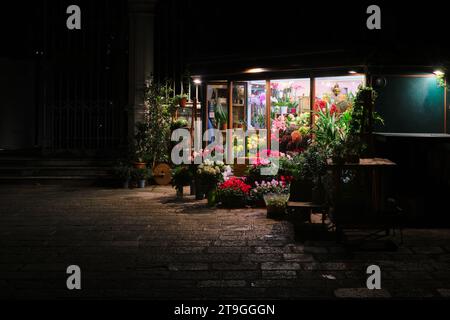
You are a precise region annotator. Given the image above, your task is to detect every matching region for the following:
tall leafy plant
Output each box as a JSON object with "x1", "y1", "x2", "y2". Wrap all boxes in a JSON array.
[
  {"x1": 141, "y1": 79, "x2": 174, "y2": 167},
  {"x1": 314, "y1": 106, "x2": 347, "y2": 157}
]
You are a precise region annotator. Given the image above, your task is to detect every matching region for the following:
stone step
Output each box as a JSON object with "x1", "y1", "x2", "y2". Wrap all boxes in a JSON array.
[
  {"x1": 0, "y1": 167, "x2": 112, "y2": 177},
  {"x1": 0, "y1": 155, "x2": 116, "y2": 185},
  {"x1": 0, "y1": 157, "x2": 114, "y2": 167}
]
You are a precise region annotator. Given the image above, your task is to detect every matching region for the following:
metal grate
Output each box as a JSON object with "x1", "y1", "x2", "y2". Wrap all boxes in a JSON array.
[{"x1": 37, "y1": 0, "x2": 129, "y2": 156}]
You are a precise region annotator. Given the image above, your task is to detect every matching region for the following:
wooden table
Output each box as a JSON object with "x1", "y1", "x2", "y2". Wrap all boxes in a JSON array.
[{"x1": 327, "y1": 158, "x2": 397, "y2": 216}]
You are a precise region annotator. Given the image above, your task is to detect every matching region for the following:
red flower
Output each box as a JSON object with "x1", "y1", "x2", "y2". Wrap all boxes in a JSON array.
[
  {"x1": 280, "y1": 175, "x2": 294, "y2": 183},
  {"x1": 330, "y1": 104, "x2": 338, "y2": 115},
  {"x1": 314, "y1": 99, "x2": 327, "y2": 111},
  {"x1": 219, "y1": 177, "x2": 251, "y2": 194}
]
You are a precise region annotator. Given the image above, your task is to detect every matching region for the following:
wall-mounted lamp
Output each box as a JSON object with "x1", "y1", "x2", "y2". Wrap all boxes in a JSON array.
[
  {"x1": 192, "y1": 78, "x2": 202, "y2": 100},
  {"x1": 348, "y1": 70, "x2": 358, "y2": 74},
  {"x1": 434, "y1": 70, "x2": 445, "y2": 76}
]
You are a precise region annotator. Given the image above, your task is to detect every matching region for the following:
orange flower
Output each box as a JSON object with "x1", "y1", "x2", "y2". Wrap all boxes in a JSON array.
[{"x1": 291, "y1": 131, "x2": 302, "y2": 143}]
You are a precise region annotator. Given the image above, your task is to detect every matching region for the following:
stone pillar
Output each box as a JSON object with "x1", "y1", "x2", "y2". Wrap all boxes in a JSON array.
[{"x1": 128, "y1": 0, "x2": 157, "y2": 139}]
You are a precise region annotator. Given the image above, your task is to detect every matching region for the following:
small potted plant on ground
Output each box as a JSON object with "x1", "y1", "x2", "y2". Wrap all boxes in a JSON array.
[
  {"x1": 217, "y1": 177, "x2": 251, "y2": 209},
  {"x1": 133, "y1": 122, "x2": 150, "y2": 169},
  {"x1": 113, "y1": 163, "x2": 133, "y2": 189},
  {"x1": 171, "y1": 165, "x2": 193, "y2": 199},
  {"x1": 134, "y1": 167, "x2": 151, "y2": 189},
  {"x1": 174, "y1": 94, "x2": 189, "y2": 108},
  {"x1": 250, "y1": 177, "x2": 292, "y2": 208},
  {"x1": 263, "y1": 180, "x2": 291, "y2": 219}
]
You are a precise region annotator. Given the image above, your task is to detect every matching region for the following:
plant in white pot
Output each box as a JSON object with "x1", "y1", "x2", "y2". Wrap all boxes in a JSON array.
[{"x1": 134, "y1": 168, "x2": 151, "y2": 189}]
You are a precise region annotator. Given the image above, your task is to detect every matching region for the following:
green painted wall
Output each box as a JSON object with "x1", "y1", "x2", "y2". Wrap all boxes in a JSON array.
[{"x1": 374, "y1": 76, "x2": 445, "y2": 133}]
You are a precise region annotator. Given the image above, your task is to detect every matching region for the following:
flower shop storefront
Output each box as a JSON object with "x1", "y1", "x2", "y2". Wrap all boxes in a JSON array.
[{"x1": 200, "y1": 73, "x2": 366, "y2": 159}]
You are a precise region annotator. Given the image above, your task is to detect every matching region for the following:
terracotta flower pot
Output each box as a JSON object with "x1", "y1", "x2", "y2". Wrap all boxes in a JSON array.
[
  {"x1": 133, "y1": 162, "x2": 147, "y2": 169},
  {"x1": 179, "y1": 98, "x2": 187, "y2": 108}
]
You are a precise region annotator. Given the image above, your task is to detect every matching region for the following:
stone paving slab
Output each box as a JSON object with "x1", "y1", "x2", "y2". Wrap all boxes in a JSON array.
[{"x1": 0, "y1": 185, "x2": 450, "y2": 299}]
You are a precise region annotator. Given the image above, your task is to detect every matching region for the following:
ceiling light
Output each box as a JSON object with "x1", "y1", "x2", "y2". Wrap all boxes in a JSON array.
[{"x1": 246, "y1": 68, "x2": 267, "y2": 74}]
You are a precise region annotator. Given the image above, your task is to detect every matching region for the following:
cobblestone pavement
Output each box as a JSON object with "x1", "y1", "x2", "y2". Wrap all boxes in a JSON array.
[{"x1": 1, "y1": 185, "x2": 450, "y2": 300}]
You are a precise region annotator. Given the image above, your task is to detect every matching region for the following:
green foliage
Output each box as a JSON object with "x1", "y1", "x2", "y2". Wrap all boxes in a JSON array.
[
  {"x1": 313, "y1": 107, "x2": 347, "y2": 156},
  {"x1": 256, "y1": 114, "x2": 266, "y2": 128},
  {"x1": 350, "y1": 86, "x2": 383, "y2": 135},
  {"x1": 214, "y1": 103, "x2": 228, "y2": 128},
  {"x1": 141, "y1": 79, "x2": 174, "y2": 166},
  {"x1": 113, "y1": 162, "x2": 133, "y2": 180},
  {"x1": 313, "y1": 86, "x2": 384, "y2": 163},
  {"x1": 245, "y1": 164, "x2": 276, "y2": 187},
  {"x1": 436, "y1": 73, "x2": 446, "y2": 89},
  {"x1": 133, "y1": 167, "x2": 152, "y2": 180},
  {"x1": 171, "y1": 119, "x2": 189, "y2": 131},
  {"x1": 174, "y1": 94, "x2": 189, "y2": 106},
  {"x1": 279, "y1": 145, "x2": 326, "y2": 182},
  {"x1": 171, "y1": 165, "x2": 193, "y2": 191}
]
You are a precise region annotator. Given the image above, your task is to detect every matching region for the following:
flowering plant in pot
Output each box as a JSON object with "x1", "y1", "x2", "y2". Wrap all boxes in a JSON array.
[
  {"x1": 171, "y1": 165, "x2": 193, "y2": 199},
  {"x1": 217, "y1": 177, "x2": 251, "y2": 209},
  {"x1": 196, "y1": 160, "x2": 230, "y2": 205},
  {"x1": 262, "y1": 180, "x2": 291, "y2": 219},
  {"x1": 250, "y1": 177, "x2": 291, "y2": 208}
]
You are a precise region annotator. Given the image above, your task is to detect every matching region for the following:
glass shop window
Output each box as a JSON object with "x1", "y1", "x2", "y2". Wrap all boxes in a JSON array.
[
  {"x1": 270, "y1": 79, "x2": 311, "y2": 154},
  {"x1": 314, "y1": 75, "x2": 365, "y2": 113},
  {"x1": 206, "y1": 84, "x2": 228, "y2": 131},
  {"x1": 205, "y1": 83, "x2": 229, "y2": 156},
  {"x1": 247, "y1": 81, "x2": 267, "y2": 130},
  {"x1": 232, "y1": 83, "x2": 247, "y2": 129}
]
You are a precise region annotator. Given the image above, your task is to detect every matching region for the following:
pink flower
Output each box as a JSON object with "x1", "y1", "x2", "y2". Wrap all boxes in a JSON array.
[
  {"x1": 259, "y1": 94, "x2": 266, "y2": 105},
  {"x1": 292, "y1": 82, "x2": 304, "y2": 90}
]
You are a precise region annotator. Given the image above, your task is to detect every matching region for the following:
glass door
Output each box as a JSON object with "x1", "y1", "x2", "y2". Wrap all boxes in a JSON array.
[{"x1": 205, "y1": 83, "x2": 229, "y2": 157}]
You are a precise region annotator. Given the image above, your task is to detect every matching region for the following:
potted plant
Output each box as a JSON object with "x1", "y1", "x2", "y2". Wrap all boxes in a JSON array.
[
  {"x1": 214, "y1": 103, "x2": 228, "y2": 130},
  {"x1": 113, "y1": 163, "x2": 133, "y2": 189},
  {"x1": 170, "y1": 118, "x2": 189, "y2": 132},
  {"x1": 174, "y1": 94, "x2": 189, "y2": 108},
  {"x1": 264, "y1": 185, "x2": 291, "y2": 220},
  {"x1": 217, "y1": 177, "x2": 251, "y2": 209},
  {"x1": 171, "y1": 165, "x2": 193, "y2": 199},
  {"x1": 250, "y1": 178, "x2": 291, "y2": 208},
  {"x1": 134, "y1": 168, "x2": 151, "y2": 189},
  {"x1": 279, "y1": 145, "x2": 326, "y2": 203},
  {"x1": 133, "y1": 122, "x2": 150, "y2": 169}
]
